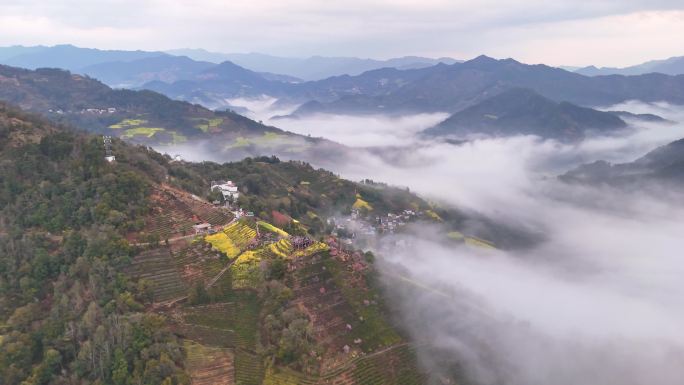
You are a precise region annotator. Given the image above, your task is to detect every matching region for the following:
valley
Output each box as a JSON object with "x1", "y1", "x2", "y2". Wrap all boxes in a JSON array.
[{"x1": 2, "y1": 15, "x2": 684, "y2": 384}]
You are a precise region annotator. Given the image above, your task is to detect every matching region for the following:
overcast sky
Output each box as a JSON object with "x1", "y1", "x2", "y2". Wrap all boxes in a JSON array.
[{"x1": 0, "y1": 0, "x2": 682, "y2": 67}]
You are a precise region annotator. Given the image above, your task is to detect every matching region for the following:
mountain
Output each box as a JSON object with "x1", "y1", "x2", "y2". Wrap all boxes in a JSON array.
[
  {"x1": 0, "y1": 102, "x2": 58, "y2": 149},
  {"x1": 165, "y1": 48, "x2": 233, "y2": 63},
  {"x1": 141, "y1": 60, "x2": 297, "y2": 109},
  {"x1": 145, "y1": 64, "x2": 441, "y2": 111},
  {"x1": 0, "y1": 103, "x2": 473, "y2": 384},
  {"x1": 605, "y1": 110, "x2": 670, "y2": 123},
  {"x1": 0, "y1": 45, "x2": 301, "y2": 89},
  {"x1": 423, "y1": 88, "x2": 627, "y2": 141},
  {"x1": 83, "y1": 56, "x2": 301, "y2": 89},
  {"x1": 79, "y1": 55, "x2": 215, "y2": 88},
  {"x1": 0, "y1": 64, "x2": 338, "y2": 161},
  {"x1": 167, "y1": 49, "x2": 460, "y2": 80},
  {"x1": 0, "y1": 44, "x2": 459, "y2": 83},
  {"x1": 0, "y1": 44, "x2": 163, "y2": 72},
  {"x1": 561, "y1": 138, "x2": 684, "y2": 186},
  {"x1": 0, "y1": 104, "x2": 191, "y2": 385},
  {"x1": 0, "y1": 45, "x2": 49, "y2": 61},
  {"x1": 291, "y1": 55, "x2": 684, "y2": 116},
  {"x1": 576, "y1": 56, "x2": 684, "y2": 76}
]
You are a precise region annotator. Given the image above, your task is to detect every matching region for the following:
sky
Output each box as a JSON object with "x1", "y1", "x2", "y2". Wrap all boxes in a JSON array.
[{"x1": 0, "y1": 0, "x2": 682, "y2": 67}]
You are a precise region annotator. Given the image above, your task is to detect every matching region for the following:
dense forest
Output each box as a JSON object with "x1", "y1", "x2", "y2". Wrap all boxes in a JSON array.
[{"x1": 0, "y1": 102, "x2": 193, "y2": 384}]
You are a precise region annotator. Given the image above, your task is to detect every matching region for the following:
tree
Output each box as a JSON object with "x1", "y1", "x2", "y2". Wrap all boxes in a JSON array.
[
  {"x1": 187, "y1": 282, "x2": 210, "y2": 305},
  {"x1": 111, "y1": 348, "x2": 129, "y2": 385}
]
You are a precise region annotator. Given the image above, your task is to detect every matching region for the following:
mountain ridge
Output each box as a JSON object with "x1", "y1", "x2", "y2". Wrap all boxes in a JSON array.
[
  {"x1": 561, "y1": 138, "x2": 684, "y2": 186},
  {"x1": 290, "y1": 55, "x2": 684, "y2": 116},
  {"x1": 576, "y1": 55, "x2": 684, "y2": 76},
  {"x1": 423, "y1": 88, "x2": 628, "y2": 141},
  {"x1": 0, "y1": 64, "x2": 344, "y2": 162}
]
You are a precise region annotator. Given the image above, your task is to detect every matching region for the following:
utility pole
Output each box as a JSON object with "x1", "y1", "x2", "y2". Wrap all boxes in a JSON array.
[{"x1": 103, "y1": 135, "x2": 115, "y2": 162}]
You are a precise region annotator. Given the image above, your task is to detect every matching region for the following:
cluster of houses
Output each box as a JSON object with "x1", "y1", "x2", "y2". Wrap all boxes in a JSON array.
[
  {"x1": 328, "y1": 209, "x2": 420, "y2": 245},
  {"x1": 375, "y1": 210, "x2": 417, "y2": 233},
  {"x1": 48, "y1": 107, "x2": 118, "y2": 115}
]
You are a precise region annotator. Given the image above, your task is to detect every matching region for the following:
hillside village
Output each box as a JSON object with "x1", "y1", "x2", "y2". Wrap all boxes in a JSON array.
[
  {"x1": 0, "y1": 107, "x2": 492, "y2": 385},
  {"x1": 122, "y1": 181, "x2": 429, "y2": 384},
  {"x1": 118, "y1": 165, "x2": 492, "y2": 384}
]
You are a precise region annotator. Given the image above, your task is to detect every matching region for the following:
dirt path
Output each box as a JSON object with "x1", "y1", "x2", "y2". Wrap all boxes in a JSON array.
[{"x1": 133, "y1": 217, "x2": 238, "y2": 247}]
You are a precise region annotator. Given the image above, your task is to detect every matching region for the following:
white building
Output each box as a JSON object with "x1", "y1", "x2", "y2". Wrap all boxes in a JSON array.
[
  {"x1": 193, "y1": 223, "x2": 212, "y2": 234},
  {"x1": 211, "y1": 180, "x2": 240, "y2": 201}
]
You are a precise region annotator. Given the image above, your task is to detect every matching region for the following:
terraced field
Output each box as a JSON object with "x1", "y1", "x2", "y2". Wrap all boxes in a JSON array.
[
  {"x1": 178, "y1": 291, "x2": 263, "y2": 385},
  {"x1": 229, "y1": 239, "x2": 293, "y2": 289},
  {"x1": 125, "y1": 247, "x2": 188, "y2": 302},
  {"x1": 185, "y1": 340, "x2": 235, "y2": 385},
  {"x1": 187, "y1": 199, "x2": 233, "y2": 225},
  {"x1": 291, "y1": 256, "x2": 364, "y2": 371},
  {"x1": 257, "y1": 221, "x2": 289, "y2": 237},
  {"x1": 180, "y1": 291, "x2": 260, "y2": 351},
  {"x1": 174, "y1": 241, "x2": 226, "y2": 285},
  {"x1": 350, "y1": 345, "x2": 425, "y2": 385},
  {"x1": 323, "y1": 256, "x2": 402, "y2": 352},
  {"x1": 140, "y1": 187, "x2": 233, "y2": 241},
  {"x1": 177, "y1": 323, "x2": 237, "y2": 348},
  {"x1": 183, "y1": 290, "x2": 263, "y2": 385},
  {"x1": 465, "y1": 236, "x2": 497, "y2": 249},
  {"x1": 293, "y1": 241, "x2": 329, "y2": 259},
  {"x1": 135, "y1": 219, "x2": 426, "y2": 385},
  {"x1": 207, "y1": 220, "x2": 258, "y2": 258},
  {"x1": 235, "y1": 349, "x2": 263, "y2": 385},
  {"x1": 143, "y1": 189, "x2": 196, "y2": 239},
  {"x1": 262, "y1": 344, "x2": 425, "y2": 385}
]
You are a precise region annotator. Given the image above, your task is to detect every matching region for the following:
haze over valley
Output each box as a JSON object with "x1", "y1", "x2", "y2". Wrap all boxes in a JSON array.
[{"x1": 2, "y1": 2, "x2": 684, "y2": 385}]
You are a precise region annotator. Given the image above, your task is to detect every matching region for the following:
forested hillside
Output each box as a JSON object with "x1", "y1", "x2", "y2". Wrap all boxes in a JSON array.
[
  {"x1": 0, "y1": 103, "x2": 189, "y2": 384},
  {"x1": 0, "y1": 102, "x2": 465, "y2": 384},
  {"x1": 0, "y1": 64, "x2": 340, "y2": 164}
]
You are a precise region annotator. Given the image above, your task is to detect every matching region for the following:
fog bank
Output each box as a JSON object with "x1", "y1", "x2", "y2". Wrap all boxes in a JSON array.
[
  {"x1": 292, "y1": 102, "x2": 684, "y2": 384},
  {"x1": 163, "y1": 99, "x2": 684, "y2": 384}
]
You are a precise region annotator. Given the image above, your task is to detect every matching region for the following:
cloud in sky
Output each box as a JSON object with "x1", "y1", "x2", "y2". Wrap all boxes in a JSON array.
[{"x1": 0, "y1": 0, "x2": 682, "y2": 66}]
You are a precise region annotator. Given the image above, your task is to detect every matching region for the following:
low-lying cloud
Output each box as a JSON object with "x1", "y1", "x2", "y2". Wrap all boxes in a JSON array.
[
  {"x1": 163, "y1": 100, "x2": 684, "y2": 384},
  {"x1": 292, "y1": 101, "x2": 684, "y2": 384},
  {"x1": 266, "y1": 112, "x2": 449, "y2": 147}
]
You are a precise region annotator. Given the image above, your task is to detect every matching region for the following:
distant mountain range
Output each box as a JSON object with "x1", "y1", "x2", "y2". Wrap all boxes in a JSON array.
[
  {"x1": 0, "y1": 45, "x2": 459, "y2": 87},
  {"x1": 576, "y1": 56, "x2": 684, "y2": 76},
  {"x1": 561, "y1": 138, "x2": 684, "y2": 186},
  {"x1": 144, "y1": 63, "x2": 439, "y2": 110},
  {"x1": 166, "y1": 49, "x2": 461, "y2": 80},
  {"x1": 0, "y1": 64, "x2": 341, "y2": 161},
  {"x1": 2, "y1": 44, "x2": 683, "y2": 146},
  {"x1": 0, "y1": 44, "x2": 163, "y2": 72},
  {"x1": 80, "y1": 55, "x2": 216, "y2": 88},
  {"x1": 289, "y1": 55, "x2": 684, "y2": 116},
  {"x1": 423, "y1": 88, "x2": 628, "y2": 141},
  {"x1": 143, "y1": 55, "x2": 684, "y2": 118}
]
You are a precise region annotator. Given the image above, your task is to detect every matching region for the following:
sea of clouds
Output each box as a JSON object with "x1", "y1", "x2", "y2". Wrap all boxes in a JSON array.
[{"x1": 171, "y1": 97, "x2": 684, "y2": 384}]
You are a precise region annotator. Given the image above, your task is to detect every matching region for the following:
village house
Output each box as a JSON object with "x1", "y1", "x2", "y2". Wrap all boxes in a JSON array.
[
  {"x1": 210, "y1": 180, "x2": 240, "y2": 201},
  {"x1": 193, "y1": 222, "x2": 212, "y2": 235}
]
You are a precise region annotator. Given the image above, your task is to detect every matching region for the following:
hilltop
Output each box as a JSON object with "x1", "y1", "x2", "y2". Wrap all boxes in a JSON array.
[
  {"x1": 561, "y1": 137, "x2": 684, "y2": 187},
  {"x1": 424, "y1": 88, "x2": 628, "y2": 141}
]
